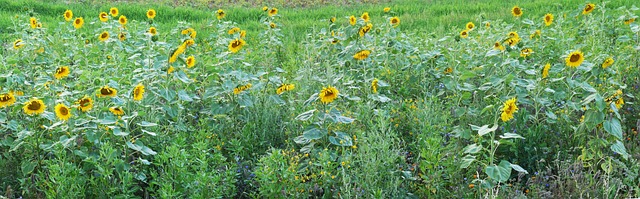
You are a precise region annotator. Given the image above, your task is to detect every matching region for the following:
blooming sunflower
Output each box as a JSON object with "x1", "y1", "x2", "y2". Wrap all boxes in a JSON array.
[
  {"x1": 602, "y1": 57, "x2": 614, "y2": 69},
  {"x1": 566, "y1": 51, "x2": 584, "y2": 68},
  {"x1": 544, "y1": 13, "x2": 553, "y2": 26},
  {"x1": 118, "y1": 32, "x2": 126, "y2": 41},
  {"x1": 371, "y1": 79, "x2": 379, "y2": 93},
  {"x1": 353, "y1": 50, "x2": 371, "y2": 60},
  {"x1": 500, "y1": 97, "x2": 518, "y2": 122},
  {"x1": 511, "y1": 6, "x2": 523, "y2": 17},
  {"x1": 228, "y1": 27, "x2": 240, "y2": 34},
  {"x1": 217, "y1": 9, "x2": 225, "y2": 20},
  {"x1": 133, "y1": 83, "x2": 144, "y2": 101},
  {"x1": 99, "y1": 31, "x2": 109, "y2": 42},
  {"x1": 54, "y1": 66, "x2": 70, "y2": 79},
  {"x1": 0, "y1": 92, "x2": 16, "y2": 108},
  {"x1": 109, "y1": 107, "x2": 125, "y2": 116},
  {"x1": 349, "y1": 15, "x2": 357, "y2": 25},
  {"x1": 99, "y1": 12, "x2": 109, "y2": 22},
  {"x1": 63, "y1": 10, "x2": 73, "y2": 22},
  {"x1": 76, "y1": 96, "x2": 93, "y2": 112},
  {"x1": 542, "y1": 63, "x2": 551, "y2": 79},
  {"x1": 269, "y1": 8, "x2": 278, "y2": 16},
  {"x1": 520, "y1": 48, "x2": 533, "y2": 58},
  {"x1": 147, "y1": 9, "x2": 156, "y2": 19},
  {"x1": 494, "y1": 42, "x2": 505, "y2": 51},
  {"x1": 262, "y1": 6, "x2": 268, "y2": 11},
  {"x1": 615, "y1": 97, "x2": 624, "y2": 110},
  {"x1": 460, "y1": 29, "x2": 469, "y2": 38},
  {"x1": 358, "y1": 23, "x2": 373, "y2": 37},
  {"x1": 110, "y1": 7, "x2": 119, "y2": 17},
  {"x1": 270, "y1": 22, "x2": 277, "y2": 28},
  {"x1": 30, "y1": 17, "x2": 37, "y2": 29},
  {"x1": 361, "y1": 12, "x2": 370, "y2": 22},
  {"x1": 186, "y1": 56, "x2": 196, "y2": 68},
  {"x1": 23, "y1": 98, "x2": 46, "y2": 115},
  {"x1": 384, "y1": 7, "x2": 391, "y2": 13},
  {"x1": 466, "y1": 22, "x2": 475, "y2": 30},
  {"x1": 97, "y1": 86, "x2": 117, "y2": 98},
  {"x1": 390, "y1": 17, "x2": 400, "y2": 27},
  {"x1": 330, "y1": 17, "x2": 336, "y2": 23},
  {"x1": 73, "y1": 17, "x2": 84, "y2": 29},
  {"x1": 582, "y1": 3, "x2": 595, "y2": 15},
  {"x1": 508, "y1": 31, "x2": 519, "y2": 39},
  {"x1": 318, "y1": 86, "x2": 339, "y2": 104},
  {"x1": 149, "y1": 27, "x2": 157, "y2": 35},
  {"x1": 169, "y1": 44, "x2": 187, "y2": 63},
  {"x1": 13, "y1": 39, "x2": 24, "y2": 49},
  {"x1": 505, "y1": 37, "x2": 520, "y2": 47},
  {"x1": 228, "y1": 38, "x2": 246, "y2": 53},
  {"x1": 118, "y1": 15, "x2": 127, "y2": 25},
  {"x1": 55, "y1": 103, "x2": 72, "y2": 121},
  {"x1": 276, "y1": 84, "x2": 295, "y2": 95},
  {"x1": 233, "y1": 83, "x2": 252, "y2": 95}
]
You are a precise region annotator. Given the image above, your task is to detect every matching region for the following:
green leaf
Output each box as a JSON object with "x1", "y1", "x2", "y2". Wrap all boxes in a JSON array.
[
  {"x1": 329, "y1": 131, "x2": 352, "y2": 146},
  {"x1": 303, "y1": 127, "x2": 324, "y2": 140},
  {"x1": 177, "y1": 90, "x2": 193, "y2": 102},
  {"x1": 460, "y1": 155, "x2": 475, "y2": 169},
  {"x1": 336, "y1": 115, "x2": 354, "y2": 124},
  {"x1": 603, "y1": 118, "x2": 623, "y2": 140},
  {"x1": 126, "y1": 141, "x2": 157, "y2": 156},
  {"x1": 485, "y1": 160, "x2": 512, "y2": 182},
  {"x1": 470, "y1": 124, "x2": 498, "y2": 137},
  {"x1": 500, "y1": 133, "x2": 525, "y2": 139},
  {"x1": 295, "y1": 109, "x2": 316, "y2": 121},
  {"x1": 462, "y1": 144, "x2": 482, "y2": 154},
  {"x1": 112, "y1": 127, "x2": 129, "y2": 136},
  {"x1": 460, "y1": 71, "x2": 476, "y2": 81},
  {"x1": 138, "y1": 121, "x2": 157, "y2": 127},
  {"x1": 21, "y1": 161, "x2": 37, "y2": 176},
  {"x1": 611, "y1": 140, "x2": 630, "y2": 160},
  {"x1": 510, "y1": 163, "x2": 528, "y2": 174},
  {"x1": 174, "y1": 70, "x2": 193, "y2": 83}
]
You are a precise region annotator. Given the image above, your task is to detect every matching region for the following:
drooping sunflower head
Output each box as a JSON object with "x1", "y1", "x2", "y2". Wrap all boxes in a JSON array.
[
  {"x1": 270, "y1": 22, "x2": 277, "y2": 28},
  {"x1": 147, "y1": 9, "x2": 156, "y2": 19},
  {"x1": 542, "y1": 63, "x2": 551, "y2": 79},
  {"x1": 13, "y1": 39, "x2": 24, "y2": 49},
  {"x1": 228, "y1": 38, "x2": 246, "y2": 53},
  {"x1": 99, "y1": 12, "x2": 109, "y2": 22},
  {"x1": 76, "y1": 96, "x2": 93, "y2": 112},
  {"x1": 494, "y1": 41, "x2": 505, "y2": 51},
  {"x1": 384, "y1": 7, "x2": 391, "y2": 13},
  {"x1": 520, "y1": 48, "x2": 533, "y2": 58},
  {"x1": 371, "y1": 78, "x2": 379, "y2": 93},
  {"x1": 262, "y1": 6, "x2": 268, "y2": 11},
  {"x1": 73, "y1": 17, "x2": 84, "y2": 29},
  {"x1": 118, "y1": 32, "x2": 126, "y2": 41},
  {"x1": 228, "y1": 27, "x2": 240, "y2": 34},
  {"x1": 505, "y1": 37, "x2": 520, "y2": 47},
  {"x1": 460, "y1": 29, "x2": 469, "y2": 38},
  {"x1": 217, "y1": 9, "x2": 225, "y2": 20},
  {"x1": 64, "y1": 10, "x2": 73, "y2": 22},
  {"x1": 186, "y1": 56, "x2": 196, "y2": 68},
  {"x1": 349, "y1": 15, "x2": 357, "y2": 25},
  {"x1": 466, "y1": 22, "x2": 475, "y2": 30},
  {"x1": 583, "y1": 3, "x2": 596, "y2": 15},
  {"x1": 319, "y1": 86, "x2": 339, "y2": 104},
  {"x1": 390, "y1": 17, "x2": 400, "y2": 27},
  {"x1": 544, "y1": 13, "x2": 553, "y2": 26},
  {"x1": 118, "y1": 15, "x2": 127, "y2": 25},
  {"x1": 149, "y1": 27, "x2": 157, "y2": 35},
  {"x1": 97, "y1": 86, "x2": 118, "y2": 98},
  {"x1": 508, "y1": 31, "x2": 519, "y2": 39},
  {"x1": 54, "y1": 66, "x2": 70, "y2": 80},
  {"x1": 353, "y1": 50, "x2": 371, "y2": 60},
  {"x1": 110, "y1": 7, "x2": 119, "y2": 17},
  {"x1": 358, "y1": 23, "x2": 373, "y2": 37},
  {"x1": 269, "y1": 8, "x2": 278, "y2": 16},
  {"x1": 240, "y1": 30, "x2": 246, "y2": 38},
  {"x1": 500, "y1": 97, "x2": 518, "y2": 122},
  {"x1": 566, "y1": 50, "x2": 584, "y2": 68},
  {"x1": 0, "y1": 92, "x2": 17, "y2": 108},
  {"x1": 330, "y1": 17, "x2": 336, "y2": 23},
  {"x1": 133, "y1": 84, "x2": 145, "y2": 101},
  {"x1": 30, "y1": 17, "x2": 37, "y2": 29},
  {"x1": 277, "y1": 84, "x2": 295, "y2": 95},
  {"x1": 23, "y1": 98, "x2": 46, "y2": 115},
  {"x1": 109, "y1": 107, "x2": 125, "y2": 116},
  {"x1": 99, "y1": 31, "x2": 110, "y2": 42},
  {"x1": 361, "y1": 12, "x2": 370, "y2": 22},
  {"x1": 624, "y1": 18, "x2": 636, "y2": 25},
  {"x1": 602, "y1": 57, "x2": 614, "y2": 69},
  {"x1": 511, "y1": 6, "x2": 523, "y2": 17},
  {"x1": 55, "y1": 103, "x2": 72, "y2": 121},
  {"x1": 615, "y1": 97, "x2": 624, "y2": 110}
]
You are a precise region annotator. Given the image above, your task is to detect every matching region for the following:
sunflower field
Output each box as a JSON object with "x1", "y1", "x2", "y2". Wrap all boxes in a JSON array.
[{"x1": 1, "y1": 0, "x2": 640, "y2": 198}]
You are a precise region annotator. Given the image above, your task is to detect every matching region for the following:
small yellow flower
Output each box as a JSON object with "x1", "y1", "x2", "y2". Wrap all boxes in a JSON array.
[
  {"x1": 500, "y1": 97, "x2": 518, "y2": 122},
  {"x1": 361, "y1": 12, "x2": 370, "y2": 22},
  {"x1": 602, "y1": 57, "x2": 614, "y2": 69},
  {"x1": 511, "y1": 6, "x2": 523, "y2": 17},
  {"x1": 544, "y1": 13, "x2": 553, "y2": 26},
  {"x1": 542, "y1": 63, "x2": 551, "y2": 79},
  {"x1": 63, "y1": 10, "x2": 73, "y2": 22},
  {"x1": 371, "y1": 78, "x2": 379, "y2": 93},
  {"x1": 147, "y1": 9, "x2": 156, "y2": 19},
  {"x1": 73, "y1": 17, "x2": 84, "y2": 29},
  {"x1": 99, "y1": 12, "x2": 109, "y2": 22},
  {"x1": 118, "y1": 15, "x2": 127, "y2": 25},
  {"x1": 384, "y1": 7, "x2": 391, "y2": 13},
  {"x1": 465, "y1": 22, "x2": 475, "y2": 30},
  {"x1": 186, "y1": 56, "x2": 196, "y2": 68},
  {"x1": 217, "y1": 9, "x2": 225, "y2": 20},
  {"x1": 55, "y1": 103, "x2": 72, "y2": 121},
  {"x1": 390, "y1": 17, "x2": 400, "y2": 27},
  {"x1": 349, "y1": 15, "x2": 357, "y2": 25},
  {"x1": 460, "y1": 29, "x2": 469, "y2": 38},
  {"x1": 149, "y1": 27, "x2": 157, "y2": 35},
  {"x1": 110, "y1": 7, "x2": 119, "y2": 17}
]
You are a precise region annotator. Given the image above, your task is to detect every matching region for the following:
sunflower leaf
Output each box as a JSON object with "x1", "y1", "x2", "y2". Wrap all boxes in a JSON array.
[{"x1": 295, "y1": 109, "x2": 316, "y2": 121}]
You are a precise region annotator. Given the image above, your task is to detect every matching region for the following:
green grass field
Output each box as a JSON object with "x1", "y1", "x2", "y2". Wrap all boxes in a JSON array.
[{"x1": 1, "y1": 0, "x2": 640, "y2": 198}]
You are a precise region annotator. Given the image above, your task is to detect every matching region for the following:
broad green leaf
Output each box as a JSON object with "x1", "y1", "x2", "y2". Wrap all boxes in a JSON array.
[
  {"x1": 295, "y1": 109, "x2": 316, "y2": 121},
  {"x1": 138, "y1": 121, "x2": 158, "y2": 127},
  {"x1": 462, "y1": 144, "x2": 482, "y2": 154},
  {"x1": 329, "y1": 131, "x2": 352, "y2": 146},
  {"x1": 21, "y1": 161, "x2": 37, "y2": 176},
  {"x1": 510, "y1": 163, "x2": 528, "y2": 174},
  {"x1": 500, "y1": 133, "x2": 525, "y2": 139},
  {"x1": 460, "y1": 155, "x2": 475, "y2": 169},
  {"x1": 485, "y1": 160, "x2": 512, "y2": 183},
  {"x1": 603, "y1": 118, "x2": 622, "y2": 140},
  {"x1": 303, "y1": 127, "x2": 324, "y2": 140},
  {"x1": 611, "y1": 140, "x2": 630, "y2": 160}
]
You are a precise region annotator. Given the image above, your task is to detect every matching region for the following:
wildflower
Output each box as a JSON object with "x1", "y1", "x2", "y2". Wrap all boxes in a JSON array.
[
  {"x1": 319, "y1": 86, "x2": 339, "y2": 104},
  {"x1": 23, "y1": 98, "x2": 46, "y2": 115},
  {"x1": 55, "y1": 103, "x2": 72, "y2": 121},
  {"x1": 500, "y1": 98, "x2": 518, "y2": 122},
  {"x1": 566, "y1": 50, "x2": 584, "y2": 68}
]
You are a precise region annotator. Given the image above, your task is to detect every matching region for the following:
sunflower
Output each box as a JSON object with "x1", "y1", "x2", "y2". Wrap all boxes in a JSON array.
[
  {"x1": 55, "y1": 103, "x2": 72, "y2": 121},
  {"x1": 349, "y1": 15, "x2": 357, "y2": 25},
  {"x1": 269, "y1": 8, "x2": 278, "y2": 16},
  {"x1": 23, "y1": 98, "x2": 46, "y2": 115},
  {"x1": 133, "y1": 84, "x2": 144, "y2": 101},
  {"x1": 520, "y1": 48, "x2": 533, "y2": 58},
  {"x1": 544, "y1": 13, "x2": 553, "y2": 26},
  {"x1": 615, "y1": 97, "x2": 624, "y2": 110},
  {"x1": 276, "y1": 84, "x2": 295, "y2": 95},
  {"x1": 233, "y1": 83, "x2": 252, "y2": 95},
  {"x1": 625, "y1": 18, "x2": 636, "y2": 25},
  {"x1": 99, "y1": 31, "x2": 109, "y2": 42},
  {"x1": 168, "y1": 66, "x2": 175, "y2": 74},
  {"x1": 494, "y1": 42, "x2": 505, "y2": 51},
  {"x1": 240, "y1": 30, "x2": 246, "y2": 38},
  {"x1": 444, "y1": 67, "x2": 453, "y2": 74},
  {"x1": 30, "y1": 17, "x2": 37, "y2": 29},
  {"x1": 97, "y1": 86, "x2": 117, "y2": 98},
  {"x1": 0, "y1": 92, "x2": 16, "y2": 108},
  {"x1": 73, "y1": 17, "x2": 84, "y2": 29},
  {"x1": 390, "y1": 17, "x2": 400, "y2": 27},
  {"x1": 529, "y1": 30, "x2": 541, "y2": 39},
  {"x1": 358, "y1": 23, "x2": 373, "y2": 37},
  {"x1": 228, "y1": 38, "x2": 246, "y2": 53},
  {"x1": 353, "y1": 50, "x2": 371, "y2": 60},
  {"x1": 63, "y1": 10, "x2": 73, "y2": 22},
  {"x1": 54, "y1": 66, "x2": 70, "y2": 79},
  {"x1": 505, "y1": 37, "x2": 520, "y2": 47},
  {"x1": 270, "y1": 22, "x2": 277, "y2": 28},
  {"x1": 227, "y1": 27, "x2": 241, "y2": 34},
  {"x1": 149, "y1": 27, "x2": 157, "y2": 35},
  {"x1": 542, "y1": 63, "x2": 551, "y2": 79},
  {"x1": 186, "y1": 56, "x2": 196, "y2": 68},
  {"x1": 110, "y1": 7, "x2": 119, "y2": 17},
  {"x1": 109, "y1": 107, "x2": 125, "y2": 116},
  {"x1": 466, "y1": 22, "x2": 475, "y2": 30},
  {"x1": 217, "y1": 9, "x2": 225, "y2": 20},
  {"x1": 371, "y1": 79, "x2": 379, "y2": 93},
  {"x1": 76, "y1": 96, "x2": 93, "y2": 112},
  {"x1": 36, "y1": 22, "x2": 42, "y2": 28},
  {"x1": 331, "y1": 38, "x2": 339, "y2": 44},
  {"x1": 500, "y1": 97, "x2": 518, "y2": 122},
  {"x1": 384, "y1": 7, "x2": 391, "y2": 13},
  {"x1": 118, "y1": 32, "x2": 126, "y2": 41},
  {"x1": 361, "y1": 12, "x2": 370, "y2": 22},
  {"x1": 319, "y1": 86, "x2": 339, "y2": 104},
  {"x1": 582, "y1": 3, "x2": 595, "y2": 15},
  {"x1": 169, "y1": 44, "x2": 187, "y2": 63},
  {"x1": 485, "y1": 22, "x2": 490, "y2": 28},
  {"x1": 460, "y1": 29, "x2": 469, "y2": 38},
  {"x1": 147, "y1": 9, "x2": 156, "y2": 19},
  {"x1": 511, "y1": 6, "x2": 523, "y2": 17},
  {"x1": 330, "y1": 17, "x2": 336, "y2": 23},
  {"x1": 13, "y1": 39, "x2": 24, "y2": 49},
  {"x1": 566, "y1": 50, "x2": 584, "y2": 68},
  {"x1": 602, "y1": 57, "x2": 614, "y2": 69},
  {"x1": 183, "y1": 39, "x2": 194, "y2": 47},
  {"x1": 118, "y1": 15, "x2": 127, "y2": 25},
  {"x1": 99, "y1": 12, "x2": 109, "y2": 22},
  {"x1": 508, "y1": 31, "x2": 519, "y2": 39},
  {"x1": 262, "y1": 6, "x2": 268, "y2": 11}
]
